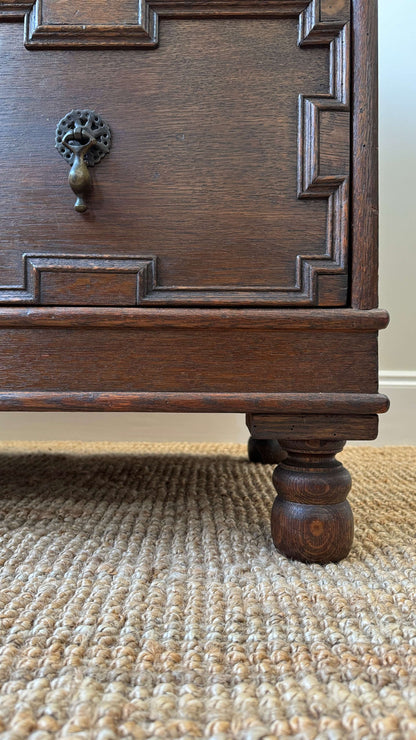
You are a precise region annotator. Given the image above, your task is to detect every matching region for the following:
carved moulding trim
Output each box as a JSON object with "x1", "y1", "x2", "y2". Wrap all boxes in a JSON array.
[
  {"x1": 296, "y1": 0, "x2": 350, "y2": 303},
  {"x1": 0, "y1": 0, "x2": 33, "y2": 19},
  {"x1": 23, "y1": 0, "x2": 158, "y2": 48},
  {"x1": 0, "y1": 255, "x2": 157, "y2": 305}
]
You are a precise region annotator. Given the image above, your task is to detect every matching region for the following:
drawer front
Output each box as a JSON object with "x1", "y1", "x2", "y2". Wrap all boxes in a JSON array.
[{"x1": 0, "y1": 0, "x2": 350, "y2": 307}]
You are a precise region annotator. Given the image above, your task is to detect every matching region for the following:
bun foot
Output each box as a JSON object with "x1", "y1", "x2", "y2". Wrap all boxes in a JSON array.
[
  {"x1": 271, "y1": 439, "x2": 354, "y2": 564},
  {"x1": 247, "y1": 437, "x2": 287, "y2": 464}
]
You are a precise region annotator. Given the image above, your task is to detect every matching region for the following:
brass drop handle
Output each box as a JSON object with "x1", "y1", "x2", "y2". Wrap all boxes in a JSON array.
[
  {"x1": 62, "y1": 127, "x2": 96, "y2": 213},
  {"x1": 55, "y1": 109, "x2": 112, "y2": 214}
]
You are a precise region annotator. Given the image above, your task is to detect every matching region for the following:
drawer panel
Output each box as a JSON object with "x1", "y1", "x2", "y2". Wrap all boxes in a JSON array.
[
  {"x1": 0, "y1": 326, "x2": 376, "y2": 394},
  {"x1": 0, "y1": 0, "x2": 350, "y2": 307}
]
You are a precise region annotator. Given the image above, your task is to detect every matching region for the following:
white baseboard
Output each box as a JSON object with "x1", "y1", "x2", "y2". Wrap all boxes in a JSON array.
[
  {"x1": 0, "y1": 373, "x2": 413, "y2": 445},
  {"x1": 375, "y1": 372, "x2": 416, "y2": 446},
  {"x1": 379, "y1": 370, "x2": 416, "y2": 386}
]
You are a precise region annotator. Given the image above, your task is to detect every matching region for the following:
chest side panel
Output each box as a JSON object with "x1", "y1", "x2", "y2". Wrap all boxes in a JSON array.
[{"x1": 0, "y1": 0, "x2": 350, "y2": 306}]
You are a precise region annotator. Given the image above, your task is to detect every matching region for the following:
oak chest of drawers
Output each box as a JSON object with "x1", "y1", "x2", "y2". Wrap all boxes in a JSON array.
[{"x1": 0, "y1": 0, "x2": 388, "y2": 563}]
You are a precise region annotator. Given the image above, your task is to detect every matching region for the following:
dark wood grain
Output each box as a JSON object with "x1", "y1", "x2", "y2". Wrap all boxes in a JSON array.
[
  {"x1": 153, "y1": 1, "x2": 312, "y2": 17},
  {"x1": 351, "y1": 0, "x2": 379, "y2": 308},
  {"x1": 39, "y1": 0, "x2": 140, "y2": 26},
  {"x1": 0, "y1": 327, "x2": 379, "y2": 393},
  {"x1": 0, "y1": 391, "x2": 389, "y2": 413},
  {"x1": 0, "y1": 10, "x2": 350, "y2": 306},
  {"x1": 247, "y1": 413, "x2": 379, "y2": 440},
  {"x1": 0, "y1": 308, "x2": 389, "y2": 330},
  {"x1": 0, "y1": 0, "x2": 33, "y2": 19},
  {"x1": 0, "y1": 0, "x2": 350, "y2": 27},
  {"x1": 38, "y1": 272, "x2": 138, "y2": 307},
  {"x1": 271, "y1": 439, "x2": 354, "y2": 563}
]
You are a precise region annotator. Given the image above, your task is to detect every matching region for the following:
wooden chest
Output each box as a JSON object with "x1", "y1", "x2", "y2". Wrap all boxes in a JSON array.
[{"x1": 0, "y1": 0, "x2": 388, "y2": 562}]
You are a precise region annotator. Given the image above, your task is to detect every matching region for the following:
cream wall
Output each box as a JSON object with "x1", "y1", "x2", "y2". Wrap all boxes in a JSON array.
[
  {"x1": 379, "y1": 0, "x2": 416, "y2": 372},
  {"x1": 0, "y1": 0, "x2": 413, "y2": 445},
  {"x1": 377, "y1": 0, "x2": 416, "y2": 444}
]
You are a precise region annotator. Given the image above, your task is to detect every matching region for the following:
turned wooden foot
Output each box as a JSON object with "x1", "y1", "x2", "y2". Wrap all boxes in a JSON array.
[
  {"x1": 247, "y1": 437, "x2": 287, "y2": 464},
  {"x1": 271, "y1": 439, "x2": 353, "y2": 564}
]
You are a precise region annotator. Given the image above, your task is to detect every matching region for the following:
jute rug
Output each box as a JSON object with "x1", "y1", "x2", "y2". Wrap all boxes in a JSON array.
[{"x1": 0, "y1": 442, "x2": 415, "y2": 740}]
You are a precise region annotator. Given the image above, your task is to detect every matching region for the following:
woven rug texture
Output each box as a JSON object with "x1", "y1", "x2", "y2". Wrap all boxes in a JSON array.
[{"x1": 0, "y1": 442, "x2": 415, "y2": 740}]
